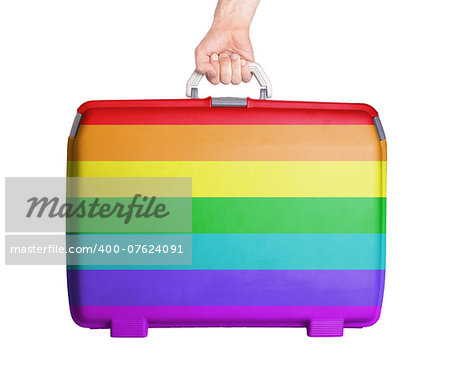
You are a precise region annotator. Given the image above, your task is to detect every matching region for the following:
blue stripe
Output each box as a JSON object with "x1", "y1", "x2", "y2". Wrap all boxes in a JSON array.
[{"x1": 67, "y1": 233, "x2": 385, "y2": 270}]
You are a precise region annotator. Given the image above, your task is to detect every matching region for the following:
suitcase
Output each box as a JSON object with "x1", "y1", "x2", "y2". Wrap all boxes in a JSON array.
[{"x1": 67, "y1": 63, "x2": 386, "y2": 337}]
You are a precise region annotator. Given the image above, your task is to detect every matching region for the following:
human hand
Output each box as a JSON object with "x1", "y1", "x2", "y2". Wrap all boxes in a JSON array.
[
  {"x1": 194, "y1": 0, "x2": 259, "y2": 85},
  {"x1": 195, "y1": 26, "x2": 254, "y2": 85}
]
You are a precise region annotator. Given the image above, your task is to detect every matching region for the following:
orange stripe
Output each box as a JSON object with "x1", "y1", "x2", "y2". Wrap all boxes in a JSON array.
[
  {"x1": 380, "y1": 140, "x2": 387, "y2": 161},
  {"x1": 70, "y1": 125, "x2": 384, "y2": 161}
]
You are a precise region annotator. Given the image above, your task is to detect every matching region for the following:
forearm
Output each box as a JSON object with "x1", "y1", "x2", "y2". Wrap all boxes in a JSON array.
[{"x1": 212, "y1": 0, "x2": 260, "y2": 31}]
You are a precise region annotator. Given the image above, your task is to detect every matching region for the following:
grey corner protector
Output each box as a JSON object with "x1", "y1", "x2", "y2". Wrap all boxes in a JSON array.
[
  {"x1": 70, "y1": 113, "x2": 83, "y2": 137},
  {"x1": 211, "y1": 97, "x2": 247, "y2": 107},
  {"x1": 373, "y1": 116, "x2": 386, "y2": 141},
  {"x1": 260, "y1": 89, "x2": 268, "y2": 100}
]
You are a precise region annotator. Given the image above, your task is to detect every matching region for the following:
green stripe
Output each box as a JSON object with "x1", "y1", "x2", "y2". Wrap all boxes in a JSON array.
[
  {"x1": 192, "y1": 197, "x2": 385, "y2": 233},
  {"x1": 67, "y1": 197, "x2": 385, "y2": 234}
]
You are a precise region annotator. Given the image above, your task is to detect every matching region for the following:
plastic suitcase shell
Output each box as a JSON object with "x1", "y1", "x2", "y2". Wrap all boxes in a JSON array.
[{"x1": 67, "y1": 96, "x2": 386, "y2": 337}]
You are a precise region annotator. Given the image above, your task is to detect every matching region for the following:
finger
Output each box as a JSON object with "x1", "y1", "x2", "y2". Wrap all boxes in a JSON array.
[
  {"x1": 206, "y1": 53, "x2": 220, "y2": 85},
  {"x1": 241, "y1": 59, "x2": 252, "y2": 83},
  {"x1": 219, "y1": 53, "x2": 232, "y2": 84},
  {"x1": 195, "y1": 48, "x2": 217, "y2": 78},
  {"x1": 195, "y1": 61, "x2": 216, "y2": 78},
  {"x1": 230, "y1": 53, "x2": 242, "y2": 85}
]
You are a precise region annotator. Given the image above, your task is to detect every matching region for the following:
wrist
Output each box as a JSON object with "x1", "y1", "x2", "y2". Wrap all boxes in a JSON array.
[
  {"x1": 211, "y1": 0, "x2": 257, "y2": 32},
  {"x1": 211, "y1": 18, "x2": 251, "y2": 33}
]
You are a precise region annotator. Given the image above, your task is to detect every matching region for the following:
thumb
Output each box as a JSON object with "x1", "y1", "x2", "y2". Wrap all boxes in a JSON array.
[
  {"x1": 195, "y1": 51, "x2": 217, "y2": 77},
  {"x1": 196, "y1": 62, "x2": 216, "y2": 77}
]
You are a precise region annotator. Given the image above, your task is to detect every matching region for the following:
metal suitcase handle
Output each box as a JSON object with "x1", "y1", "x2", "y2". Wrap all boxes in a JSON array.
[{"x1": 186, "y1": 62, "x2": 272, "y2": 99}]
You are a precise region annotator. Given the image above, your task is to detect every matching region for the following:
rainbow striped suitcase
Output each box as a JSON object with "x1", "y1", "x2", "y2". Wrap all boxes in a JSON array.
[{"x1": 67, "y1": 64, "x2": 386, "y2": 337}]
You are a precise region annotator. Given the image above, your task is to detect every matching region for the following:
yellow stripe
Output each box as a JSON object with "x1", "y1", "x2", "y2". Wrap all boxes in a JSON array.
[{"x1": 67, "y1": 161, "x2": 387, "y2": 197}]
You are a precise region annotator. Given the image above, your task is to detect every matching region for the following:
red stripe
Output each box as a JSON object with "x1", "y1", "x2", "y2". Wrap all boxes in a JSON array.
[{"x1": 77, "y1": 97, "x2": 377, "y2": 125}]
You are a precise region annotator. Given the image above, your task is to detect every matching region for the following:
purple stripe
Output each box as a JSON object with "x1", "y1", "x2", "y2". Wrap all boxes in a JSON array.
[
  {"x1": 68, "y1": 270, "x2": 384, "y2": 306},
  {"x1": 70, "y1": 306, "x2": 382, "y2": 328}
]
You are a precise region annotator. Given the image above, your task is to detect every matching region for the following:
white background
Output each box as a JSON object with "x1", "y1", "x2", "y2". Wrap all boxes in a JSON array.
[{"x1": 1, "y1": 0, "x2": 449, "y2": 382}]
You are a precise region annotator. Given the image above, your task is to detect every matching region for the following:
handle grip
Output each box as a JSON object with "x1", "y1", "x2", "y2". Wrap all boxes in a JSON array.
[{"x1": 186, "y1": 62, "x2": 272, "y2": 99}]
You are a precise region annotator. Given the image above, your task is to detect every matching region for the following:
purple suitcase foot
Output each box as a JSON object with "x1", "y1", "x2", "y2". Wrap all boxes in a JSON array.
[
  {"x1": 110, "y1": 319, "x2": 148, "y2": 338},
  {"x1": 307, "y1": 320, "x2": 344, "y2": 337}
]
